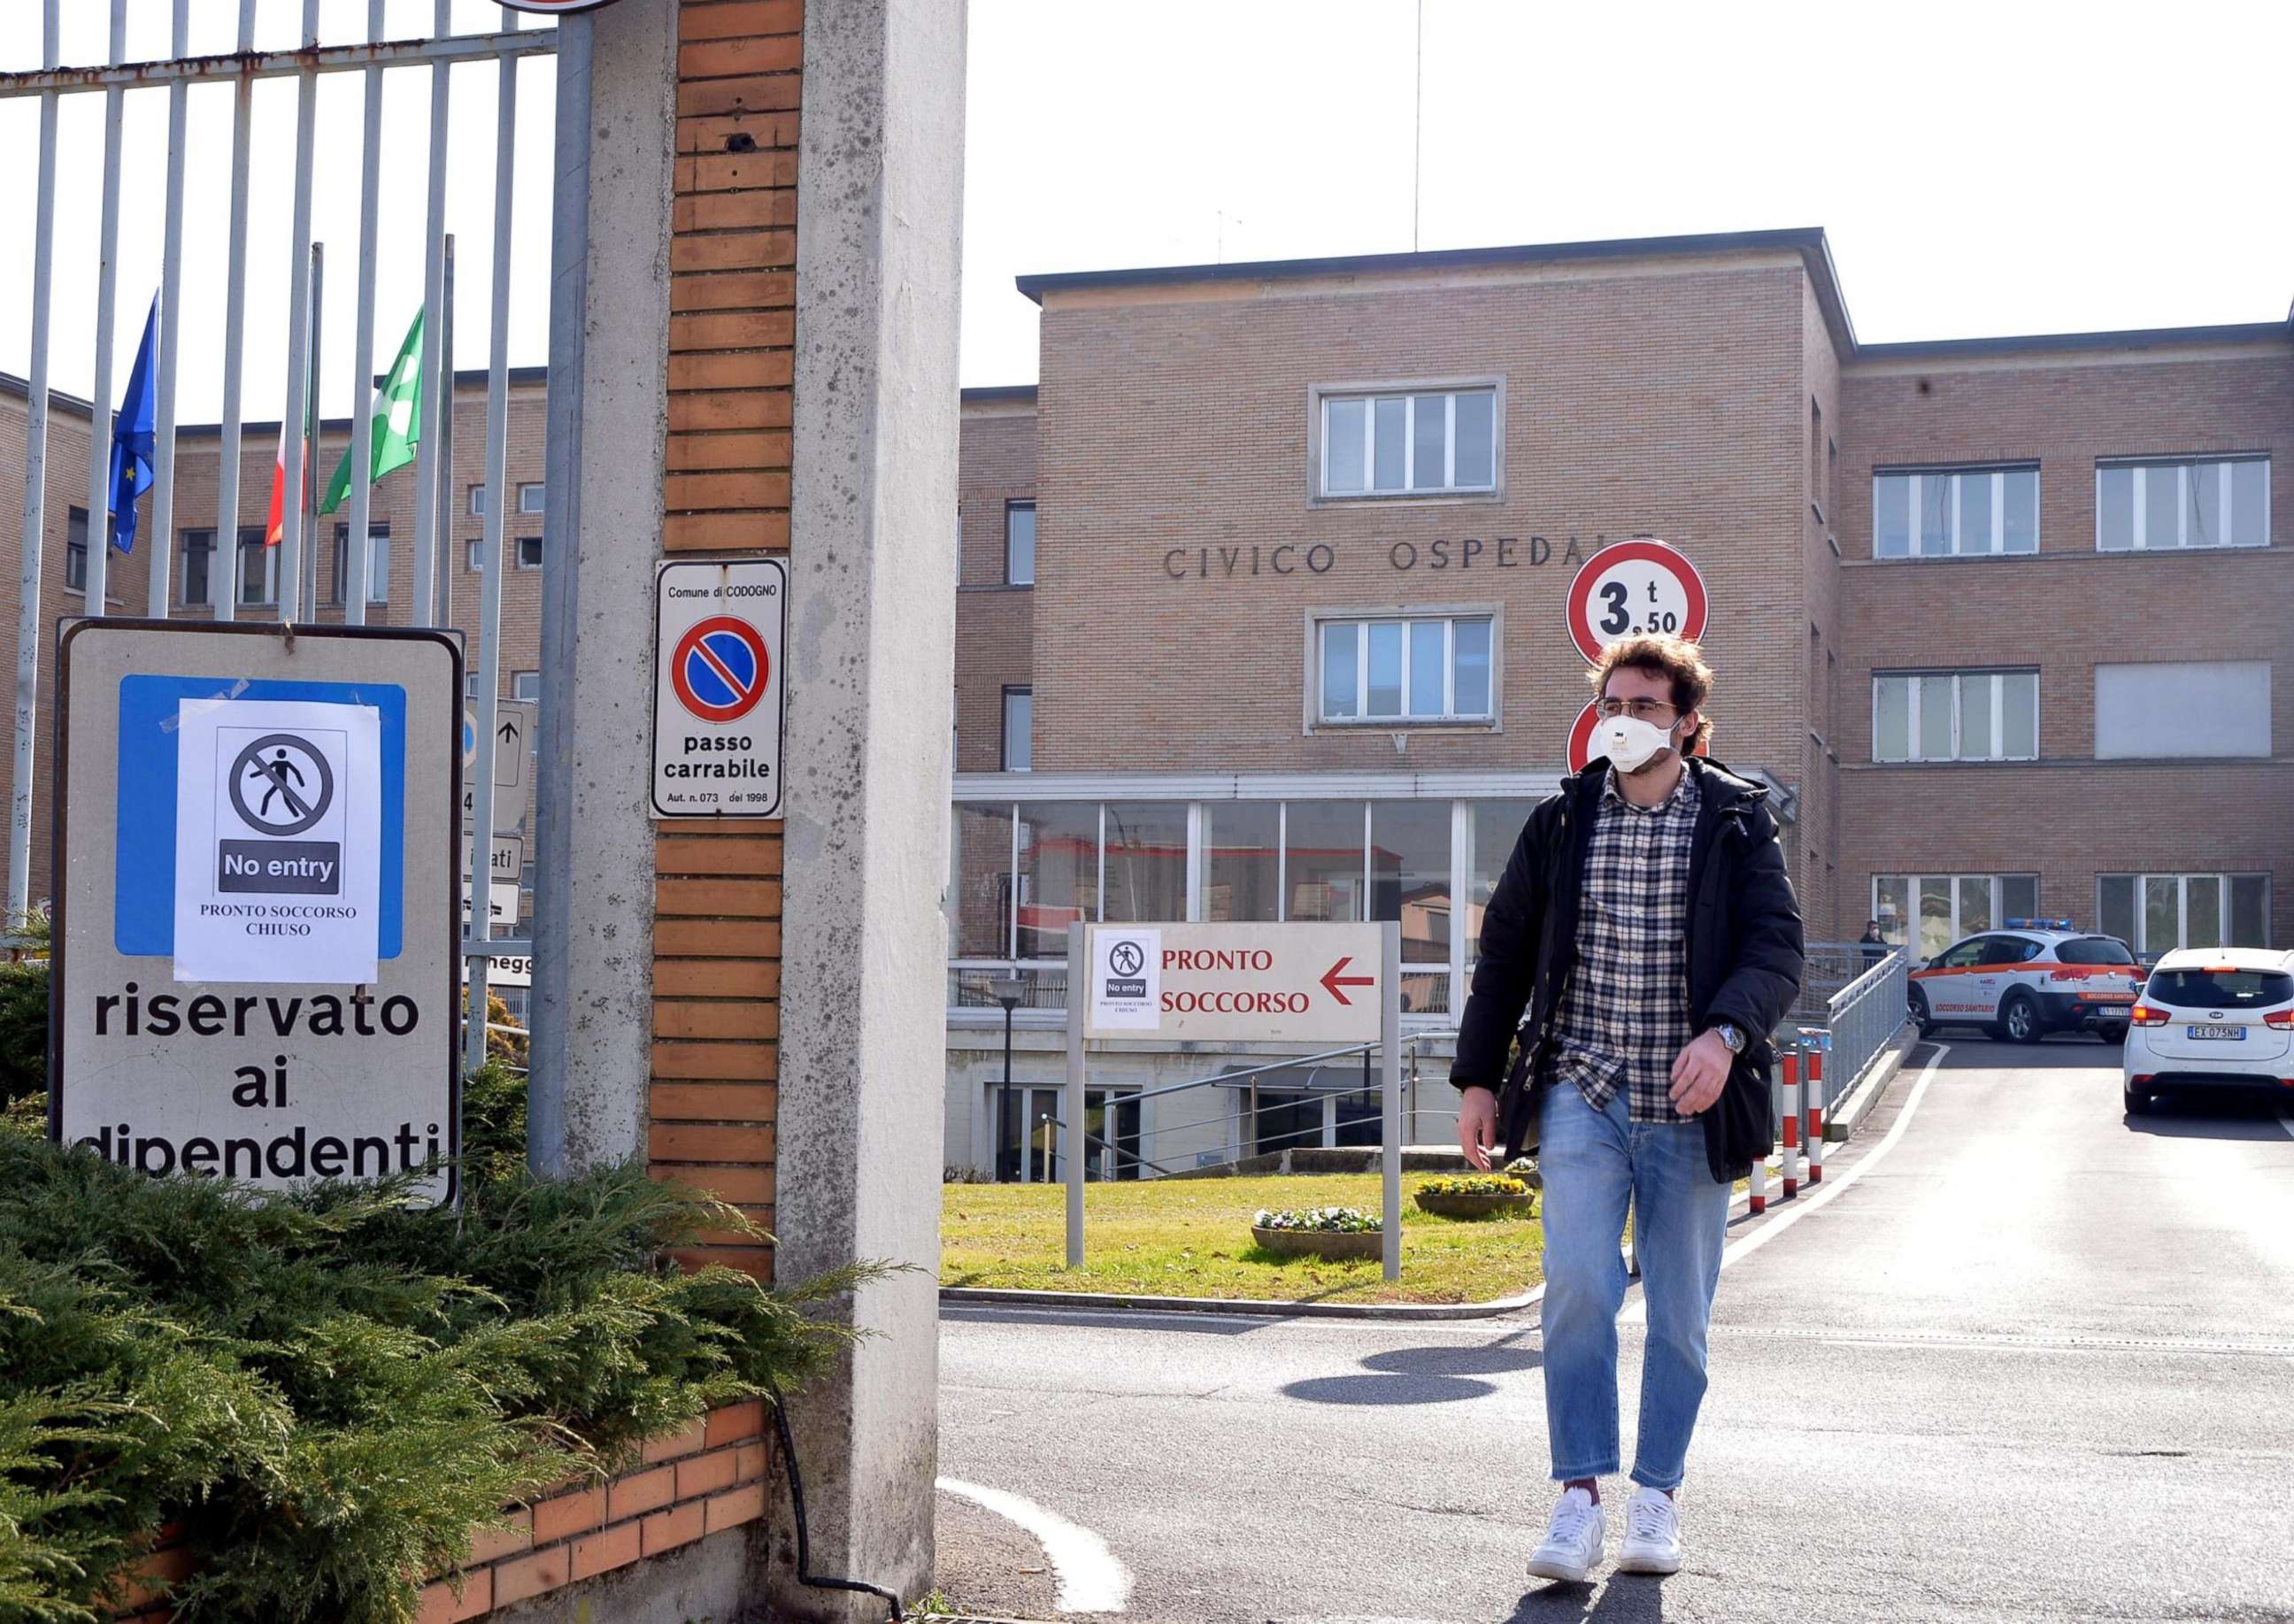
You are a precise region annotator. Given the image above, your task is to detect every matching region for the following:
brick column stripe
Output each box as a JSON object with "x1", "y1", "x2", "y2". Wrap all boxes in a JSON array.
[{"x1": 652, "y1": 0, "x2": 802, "y2": 1286}]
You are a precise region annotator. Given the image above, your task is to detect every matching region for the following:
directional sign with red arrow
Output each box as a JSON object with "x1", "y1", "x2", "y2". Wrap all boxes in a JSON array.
[
  {"x1": 1084, "y1": 921, "x2": 1385, "y2": 1043},
  {"x1": 1320, "y1": 955, "x2": 1376, "y2": 1006}
]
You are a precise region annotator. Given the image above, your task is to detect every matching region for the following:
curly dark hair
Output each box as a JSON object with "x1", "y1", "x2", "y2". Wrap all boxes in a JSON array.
[{"x1": 1588, "y1": 633, "x2": 1714, "y2": 750}]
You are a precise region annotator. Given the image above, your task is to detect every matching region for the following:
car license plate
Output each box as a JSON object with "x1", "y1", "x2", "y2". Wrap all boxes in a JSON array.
[{"x1": 2187, "y1": 1025, "x2": 2244, "y2": 1042}]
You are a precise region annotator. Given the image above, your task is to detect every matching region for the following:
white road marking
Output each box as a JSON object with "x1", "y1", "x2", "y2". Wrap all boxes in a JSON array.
[
  {"x1": 1620, "y1": 1043, "x2": 1950, "y2": 1324},
  {"x1": 937, "y1": 1476, "x2": 1134, "y2": 1613}
]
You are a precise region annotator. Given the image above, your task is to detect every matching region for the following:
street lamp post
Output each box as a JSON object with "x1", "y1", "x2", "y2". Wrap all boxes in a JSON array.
[{"x1": 991, "y1": 973, "x2": 1027, "y2": 1180}]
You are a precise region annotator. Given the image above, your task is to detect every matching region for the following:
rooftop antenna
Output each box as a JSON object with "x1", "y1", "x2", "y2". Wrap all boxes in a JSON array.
[{"x1": 1412, "y1": 0, "x2": 1425, "y2": 252}]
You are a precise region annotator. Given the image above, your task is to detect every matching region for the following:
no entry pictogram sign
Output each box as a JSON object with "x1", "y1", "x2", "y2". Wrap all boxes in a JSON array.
[
  {"x1": 1564, "y1": 538, "x2": 1709, "y2": 665},
  {"x1": 652, "y1": 560, "x2": 786, "y2": 819},
  {"x1": 671, "y1": 615, "x2": 769, "y2": 724}
]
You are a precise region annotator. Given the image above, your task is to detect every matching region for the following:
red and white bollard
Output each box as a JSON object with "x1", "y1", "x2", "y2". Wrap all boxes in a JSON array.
[
  {"x1": 1805, "y1": 1045, "x2": 1826, "y2": 1184},
  {"x1": 1780, "y1": 1051, "x2": 1801, "y2": 1200}
]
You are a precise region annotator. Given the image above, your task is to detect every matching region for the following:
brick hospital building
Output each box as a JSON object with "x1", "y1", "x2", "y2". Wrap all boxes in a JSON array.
[{"x1": 943, "y1": 227, "x2": 2291, "y2": 1179}]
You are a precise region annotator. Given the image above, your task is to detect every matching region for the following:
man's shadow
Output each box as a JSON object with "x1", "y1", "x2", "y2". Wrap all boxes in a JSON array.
[{"x1": 1507, "y1": 1573, "x2": 1670, "y2": 1621}]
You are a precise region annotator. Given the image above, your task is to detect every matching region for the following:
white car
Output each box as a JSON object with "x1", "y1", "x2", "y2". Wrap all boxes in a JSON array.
[
  {"x1": 2121, "y1": 948, "x2": 2294, "y2": 1115},
  {"x1": 1907, "y1": 921, "x2": 2146, "y2": 1044}
]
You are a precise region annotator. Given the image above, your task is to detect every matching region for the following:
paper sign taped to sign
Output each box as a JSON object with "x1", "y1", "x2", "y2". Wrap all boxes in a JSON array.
[
  {"x1": 1089, "y1": 927, "x2": 1162, "y2": 1030},
  {"x1": 172, "y1": 697, "x2": 382, "y2": 984}
]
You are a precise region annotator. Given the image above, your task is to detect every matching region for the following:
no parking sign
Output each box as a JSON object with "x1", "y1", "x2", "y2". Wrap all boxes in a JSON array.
[{"x1": 652, "y1": 559, "x2": 785, "y2": 818}]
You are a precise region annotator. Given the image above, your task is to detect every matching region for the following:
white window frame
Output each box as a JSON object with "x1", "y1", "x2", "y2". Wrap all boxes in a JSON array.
[
  {"x1": 1005, "y1": 500, "x2": 1035, "y2": 587},
  {"x1": 514, "y1": 535, "x2": 543, "y2": 572},
  {"x1": 517, "y1": 481, "x2": 545, "y2": 515},
  {"x1": 2099, "y1": 872, "x2": 2271, "y2": 955},
  {"x1": 330, "y1": 524, "x2": 390, "y2": 605},
  {"x1": 1310, "y1": 378, "x2": 1504, "y2": 503},
  {"x1": 236, "y1": 528, "x2": 278, "y2": 607},
  {"x1": 1872, "y1": 466, "x2": 2040, "y2": 559},
  {"x1": 1001, "y1": 687, "x2": 1033, "y2": 774},
  {"x1": 2095, "y1": 457, "x2": 2270, "y2": 551},
  {"x1": 511, "y1": 670, "x2": 542, "y2": 704},
  {"x1": 1871, "y1": 671, "x2": 2038, "y2": 762},
  {"x1": 468, "y1": 484, "x2": 487, "y2": 516},
  {"x1": 1309, "y1": 610, "x2": 1500, "y2": 728},
  {"x1": 177, "y1": 527, "x2": 217, "y2": 608}
]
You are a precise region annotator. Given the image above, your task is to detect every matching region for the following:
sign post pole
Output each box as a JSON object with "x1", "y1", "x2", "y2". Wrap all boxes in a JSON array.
[
  {"x1": 1382, "y1": 919, "x2": 1402, "y2": 1282},
  {"x1": 1066, "y1": 920, "x2": 1086, "y2": 1269}
]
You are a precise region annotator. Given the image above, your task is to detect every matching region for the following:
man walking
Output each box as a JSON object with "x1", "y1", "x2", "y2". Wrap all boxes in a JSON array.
[{"x1": 1452, "y1": 634, "x2": 1802, "y2": 1582}]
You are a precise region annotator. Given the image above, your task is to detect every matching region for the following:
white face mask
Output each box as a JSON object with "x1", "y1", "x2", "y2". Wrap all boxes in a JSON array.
[{"x1": 1595, "y1": 714, "x2": 1679, "y2": 774}]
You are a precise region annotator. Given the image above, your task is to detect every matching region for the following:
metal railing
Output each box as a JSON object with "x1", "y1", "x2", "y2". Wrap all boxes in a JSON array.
[
  {"x1": 1028, "y1": 1030, "x2": 1465, "y2": 1185},
  {"x1": 1816, "y1": 948, "x2": 1911, "y2": 1101},
  {"x1": 2, "y1": 5, "x2": 557, "y2": 1076}
]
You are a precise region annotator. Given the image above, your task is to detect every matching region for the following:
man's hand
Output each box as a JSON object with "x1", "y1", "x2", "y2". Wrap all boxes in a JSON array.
[
  {"x1": 1667, "y1": 1029, "x2": 1735, "y2": 1115},
  {"x1": 1457, "y1": 1086, "x2": 1497, "y2": 1171}
]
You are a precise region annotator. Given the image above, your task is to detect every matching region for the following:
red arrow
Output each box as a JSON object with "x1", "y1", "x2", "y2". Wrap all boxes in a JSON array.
[{"x1": 1320, "y1": 956, "x2": 1376, "y2": 1005}]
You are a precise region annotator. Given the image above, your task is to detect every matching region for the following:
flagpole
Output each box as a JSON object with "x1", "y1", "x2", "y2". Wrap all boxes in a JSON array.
[
  {"x1": 83, "y1": 0, "x2": 128, "y2": 621},
  {"x1": 147, "y1": 0, "x2": 190, "y2": 620},
  {"x1": 305, "y1": 242, "x2": 325, "y2": 624},
  {"x1": 435, "y1": 235, "x2": 456, "y2": 630},
  {"x1": 345, "y1": 0, "x2": 385, "y2": 628}
]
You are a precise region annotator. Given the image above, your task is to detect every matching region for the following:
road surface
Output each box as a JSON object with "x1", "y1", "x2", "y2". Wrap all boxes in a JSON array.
[{"x1": 935, "y1": 1041, "x2": 2294, "y2": 1623}]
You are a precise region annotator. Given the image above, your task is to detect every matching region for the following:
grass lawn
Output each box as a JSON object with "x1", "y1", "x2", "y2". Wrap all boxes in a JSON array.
[{"x1": 940, "y1": 1174, "x2": 1545, "y2": 1307}]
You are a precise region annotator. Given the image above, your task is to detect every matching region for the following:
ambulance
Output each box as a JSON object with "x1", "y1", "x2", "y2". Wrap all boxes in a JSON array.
[{"x1": 1906, "y1": 920, "x2": 2146, "y2": 1044}]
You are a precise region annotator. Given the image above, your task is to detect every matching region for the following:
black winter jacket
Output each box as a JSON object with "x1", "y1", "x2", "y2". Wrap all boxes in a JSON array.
[{"x1": 1451, "y1": 757, "x2": 1806, "y2": 1185}]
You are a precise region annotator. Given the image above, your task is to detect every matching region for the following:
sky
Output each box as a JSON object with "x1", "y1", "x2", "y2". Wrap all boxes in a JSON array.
[{"x1": 3, "y1": 0, "x2": 2291, "y2": 422}]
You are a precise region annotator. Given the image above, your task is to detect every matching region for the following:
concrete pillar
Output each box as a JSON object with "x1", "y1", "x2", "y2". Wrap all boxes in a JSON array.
[
  {"x1": 529, "y1": 0, "x2": 678, "y2": 1173},
  {"x1": 771, "y1": 0, "x2": 966, "y2": 1614}
]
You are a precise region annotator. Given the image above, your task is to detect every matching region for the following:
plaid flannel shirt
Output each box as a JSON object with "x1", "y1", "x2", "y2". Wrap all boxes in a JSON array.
[{"x1": 1544, "y1": 766, "x2": 1701, "y2": 1124}]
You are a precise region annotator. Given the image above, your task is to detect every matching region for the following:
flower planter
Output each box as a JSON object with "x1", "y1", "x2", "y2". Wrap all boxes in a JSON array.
[
  {"x1": 1250, "y1": 1224, "x2": 1383, "y2": 1261},
  {"x1": 1413, "y1": 1190, "x2": 1536, "y2": 1220}
]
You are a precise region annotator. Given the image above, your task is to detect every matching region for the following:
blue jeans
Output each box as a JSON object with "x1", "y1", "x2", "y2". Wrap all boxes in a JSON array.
[{"x1": 1537, "y1": 1081, "x2": 1732, "y2": 1491}]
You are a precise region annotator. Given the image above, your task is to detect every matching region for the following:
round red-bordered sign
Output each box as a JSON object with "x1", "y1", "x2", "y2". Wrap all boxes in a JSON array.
[
  {"x1": 496, "y1": 0, "x2": 624, "y2": 14},
  {"x1": 1567, "y1": 699, "x2": 1710, "y2": 774},
  {"x1": 1563, "y1": 539, "x2": 1709, "y2": 665},
  {"x1": 671, "y1": 615, "x2": 770, "y2": 724}
]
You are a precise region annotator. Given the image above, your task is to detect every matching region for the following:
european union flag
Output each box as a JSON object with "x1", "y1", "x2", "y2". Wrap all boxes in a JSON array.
[{"x1": 106, "y1": 294, "x2": 158, "y2": 555}]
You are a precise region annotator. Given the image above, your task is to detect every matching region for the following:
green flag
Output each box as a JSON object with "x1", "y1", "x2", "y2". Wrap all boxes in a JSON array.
[{"x1": 319, "y1": 307, "x2": 424, "y2": 516}]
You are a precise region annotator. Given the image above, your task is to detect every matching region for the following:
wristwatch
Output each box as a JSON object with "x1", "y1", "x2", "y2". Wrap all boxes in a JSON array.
[{"x1": 1711, "y1": 1020, "x2": 1746, "y2": 1055}]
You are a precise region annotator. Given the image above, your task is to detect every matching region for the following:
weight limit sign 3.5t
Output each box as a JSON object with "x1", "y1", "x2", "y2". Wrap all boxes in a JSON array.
[{"x1": 651, "y1": 558, "x2": 787, "y2": 819}]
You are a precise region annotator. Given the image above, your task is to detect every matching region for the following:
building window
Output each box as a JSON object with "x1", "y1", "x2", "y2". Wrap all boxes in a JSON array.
[
  {"x1": 177, "y1": 528, "x2": 215, "y2": 608},
  {"x1": 1873, "y1": 671, "x2": 2037, "y2": 762},
  {"x1": 1005, "y1": 501, "x2": 1035, "y2": 586},
  {"x1": 2096, "y1": 457, "x2": 2267, "y2": 550},
  {"x1": 511, "y1": 670, "x2": 541, "y2": 703},
  {"x1": 1318, "y1": 385, "x2": 1498, "y2": 498},
  {"x1": 1317, "y1": 615, "x2": 1494, "y2": 724},
  {"x1": 516, "y1": 536, "x2": 543, "y2": 571},
  {"x1": 65, "y1": 507, "x2": 89, "y2": 592},
  {"x1": 2094, "y1": 660, "x2": 2270, "y2": 759},
  {"x1": 236, "y1": 527, "x2": 275, "y2": 606},
  {"x1": 1874, "y1": 466, "x2": 2039, "y2": 558},
  {"x1": 1001, "y1": 687, "x2": 1032, "y2": 773},
  {"x1": 1874, "y1": 874, "x2": 2041, "y2": 958},
  {"x1": 2099, "y1": 873, "x2": 2269, "y2": 954},
  {"x1": 518, "y1": 481, "x2": 544, "y2": 515},
  {"x1": 329, "y1": 524, "x2": 390, "y2": 605},
  {"x1": 468, "y1": 485, "x2": 486, "y2": 516}
]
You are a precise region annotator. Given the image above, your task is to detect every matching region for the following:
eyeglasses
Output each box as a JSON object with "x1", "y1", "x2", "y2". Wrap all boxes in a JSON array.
[{"x1": 1593, "y1": 697, "x2": 1680, "y2": 724}]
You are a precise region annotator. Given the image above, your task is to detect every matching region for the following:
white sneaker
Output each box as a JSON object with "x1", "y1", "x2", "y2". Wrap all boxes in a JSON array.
[
  {"x1": 1615, "y1": 1484, "x2": 1682, "y2": 1574},
  {"x1": 1526, "y1": 1486, "x2": 1605, "y2": 1583}
]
